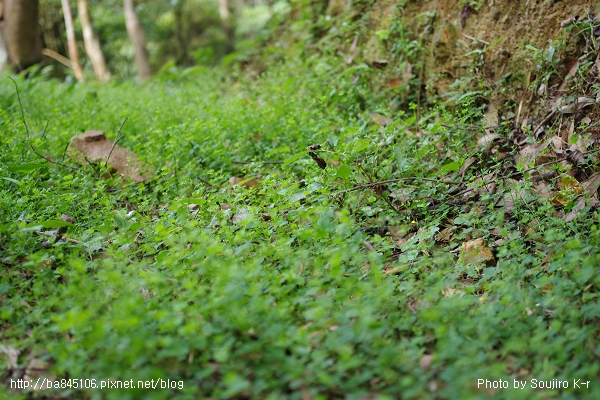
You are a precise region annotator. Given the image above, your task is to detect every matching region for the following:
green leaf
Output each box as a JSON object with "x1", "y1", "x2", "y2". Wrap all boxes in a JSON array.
[
  {"x1": 435, "y1": 159, "x2": 464, "y2": 176},
  {"x1": 8, "y1": 162, "x2": 45, "y2": 173},
  {"x1": 353, "y1": 139, "x2": 370, "y2": 153},
  {"x1": 282, "y1": 152, "x2": 307, "y2": 168},
  {"x1": 336, "y1": 164, "x2": 351, "y2": 180},
  {"x1": 181, "y1": 198, "x2": 206, "y2": 206},
  {"x1": 22, "y1": 220, "x2": 73, "y2": 231},
  {"x1": 2, "y1": 176, "x2": 21, "y2": 185}
]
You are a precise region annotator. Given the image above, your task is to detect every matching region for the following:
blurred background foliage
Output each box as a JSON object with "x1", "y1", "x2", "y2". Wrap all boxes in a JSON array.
[{"x1": 36, "y1": 0, "x2": 288, "y2": 80}]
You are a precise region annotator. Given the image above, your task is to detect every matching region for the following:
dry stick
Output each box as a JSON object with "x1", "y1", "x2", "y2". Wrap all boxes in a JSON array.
[
  {"x1": 331, "y1": 177, "x2": 462, "y2": 196},
  {"x1": 61, "y1": 141, "x2": 71, "y2": 162},
  {"x1": 30, "y1": 122, "x2": 79, "y2": 171},
  {"x1": 416, "y1": 53, "x2": 424, "y2": 136},
  {"x1": 462, "y1": 33, "x2": 490, "y2": 45},
  {"x1": 35, "y1": 231, "x2": 83, "y2": 245},
  {"x1": 9, "y1": 79, "x2": 78, "y2": 171},
  {"x1": 104, "y1": 118, "x2": 128, "y2": 169},
  {"x1": 231, "y1": 160, "x2": 284, "y2": 165},
  {"x1": 84, "y1": 155, "x2": 101, "y2": 179},
  {"x1": 533, "y1": 109, "x2": 557, "y2": 136}
]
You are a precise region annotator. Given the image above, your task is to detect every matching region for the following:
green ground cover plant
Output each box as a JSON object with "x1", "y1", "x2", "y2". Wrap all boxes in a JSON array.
[{"x1": 2, "y1": 7, "x2": 600, "y2": 400}]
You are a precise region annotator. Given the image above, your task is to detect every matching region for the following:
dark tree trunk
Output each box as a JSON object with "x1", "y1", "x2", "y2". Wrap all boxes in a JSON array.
[{"x1": 2, "y1": 0, "x2": 43, "y2": 71}]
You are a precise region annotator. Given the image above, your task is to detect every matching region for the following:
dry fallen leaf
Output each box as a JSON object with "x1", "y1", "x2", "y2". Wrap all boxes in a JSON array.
[
  {"x1": 229, "y1": 176, "x2": 259, "y2": 188},
  {"x1": 435, "y1": 227, "x2": 453, "y2": 243},
  {"x1": 420, "y1": 354, "x2": 434, "y2": 369},
  {"x1": 232, "y1": 207, "x2": 251, "y2": 224},
  {"x1": 387, "y1": 78, "x2": 402, "y2": 88},
  {"x1": 0, "y1": 346, "x2": 19, "y2": 370},
  {"x1": 69, "y1": 130, "x2": 153, "y2": 182},
  {"x1": 458, "y1": 238, "x2": 495, "y2": 267},
  {"x1": 442, "y1": 287, "x2": 466, "y2": 297},
  {"x1": 370, "y1": 113, "x2": 393, "y2": 126},
  {"x1": 550, "y1": 174, "x2": 584, "y2": 207},
  {"x1": 560, "y1": 97, "x2": 594, "y2": 114},
  {"x1": 483, "y1": 103, "x2": 499, "y2": 134},
  {"x1": 583, "y1": 172, "x2": 600, "y2": 194}
]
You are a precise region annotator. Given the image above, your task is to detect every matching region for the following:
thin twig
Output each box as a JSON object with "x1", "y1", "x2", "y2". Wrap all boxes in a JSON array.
[
  {"x1": 30, "y1": 143, "x2": 78, "y2": 171},
  {"x1": 533, "y1": 109, "x2": 557, "y2": 136},
  {"x1": 231, "y1": 160, "x2": 284, "y2": 165},
  {"x1": 84, "y1": 155, "x2": 101, "y2": 179},
  {"x1": 61, "y1": 140, "x2": 71, "y2": 162},
  {"x1": 462, "y1": 33, "x2": 490, "y2": 45},
  {"x1": 104, "y1": 118, "x2": 128, "y2": 169},
  {"x1": 363, "y1": 240, "x2": 378, "y2": 253},
  {"x1": 35, "y1": 231, "x2": 83, "y2": 245},
  {"x1": 331, "y1": 177, "x2": 462, "y2": 196},
  {"x1": 9, "y1": 77, "x2": 30, "y2": 160}
]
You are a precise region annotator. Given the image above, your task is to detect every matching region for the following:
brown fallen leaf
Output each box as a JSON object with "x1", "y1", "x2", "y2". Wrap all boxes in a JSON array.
[
  {"x1": 387, "y1": 78, "x2": 402, "y2": 88},
  {"x1": 483, "y1": 103, "x2": 499, "y2": 134},
  {"x1": 229, "y1": 176, "x2": 259, "y2": 188},
  {"x1": 583, "y1": 172, "x2": 600, "y2": 195},
  {"x1": 458, "y1": 238, "x2": 495, "y2": 267},
  {"x1": 370, "y1": 113, "x2": 393, "y2": 126},
  {"x1": 560, "y1": 97, "x2": 594, "y2": 114},
  {"x1": 261, "y1": 213, "x2": 272, "y2": 221},
  {"x1": 308, "y1": 152, "x2": 327, "y2": 169},
  {"x1": 549, "y1": 175, "x2": 584, "y2": 207},
  {"x1": 68, "y1": 130, "x2": 152, "y2": 182},
  {"x1": 435, "y1": 227, "x2": 453, "y2": 243}
]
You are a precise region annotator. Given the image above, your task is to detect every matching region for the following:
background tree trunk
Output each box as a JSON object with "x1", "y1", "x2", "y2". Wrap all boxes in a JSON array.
[
  {"x1": 218, "y1": 0, "x2": 234, "y2": 53},
  {"x1": 77, "y1": 0, "x2": 110, "y2": 82},
  {"x1": 2, "y1": 0, "x2": 43, "y2": 71},
  {"x1": 123, "y1": 0, "x2": 151, "y2": 81},
  {"x1": 61, "y1": 0, "x2": 83, "y2": 80},
  {"x1": 0, "y1": 1, "x2": 5, "y2": 68}
]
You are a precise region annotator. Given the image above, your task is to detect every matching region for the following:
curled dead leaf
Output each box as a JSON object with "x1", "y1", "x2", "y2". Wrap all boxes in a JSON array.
[
  {"x1": 550, "y1": 174, "x2": 584, "y2": 207},
  {"x1": 308, "y1": 152, "x2": 327, "y2": 169},
  {"x1": 560, "y1": 97, "x2": 594, "y2": 114}
]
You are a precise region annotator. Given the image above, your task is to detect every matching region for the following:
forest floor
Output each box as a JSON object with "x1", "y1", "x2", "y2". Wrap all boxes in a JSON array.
[{"x1": 2, "y1": 3, "x2": 600, "y2": 400}]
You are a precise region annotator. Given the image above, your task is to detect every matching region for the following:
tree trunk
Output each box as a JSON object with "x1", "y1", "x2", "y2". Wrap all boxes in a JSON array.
[
  {"x1": 0, "y1": 1, "x2": 6, "y2": 68},
  {"x1": 123, "y1": 0, "x2": 151, "y2": 81},
  {"x1": 2, "y1": 0, "x2": 43, "y2": 71},
  {"x1": 0, "y1": 31, "x2": 7, "y2": 70},
  {"x1": 77, "y1": 0, "x2": 110, "y2": 82},
  {"x1": 61, "y1": 0, "x2": 83, "y2": 80},
  {"x1": 218, "y1": 0, "x2": 234, "y2": 53}
]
